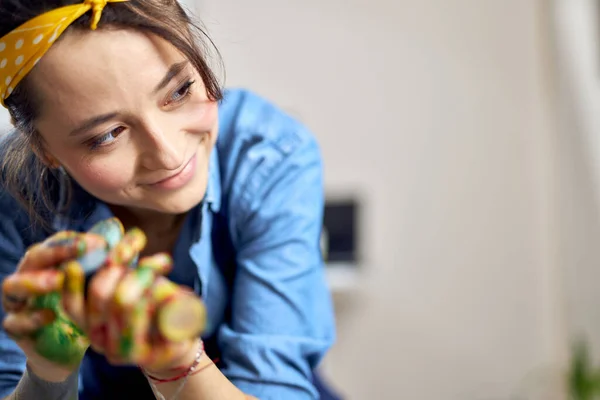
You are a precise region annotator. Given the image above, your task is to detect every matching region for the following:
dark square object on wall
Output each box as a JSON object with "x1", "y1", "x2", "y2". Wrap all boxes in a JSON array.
[{"x1": 322, "y1": 199, "x2": 359, "y2": 263}]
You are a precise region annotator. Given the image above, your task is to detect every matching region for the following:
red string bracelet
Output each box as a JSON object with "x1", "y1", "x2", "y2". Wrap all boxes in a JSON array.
[
  {"x1": 147, "y1": 357, "x2": 220, "y2": 385},
  {"x1": 144, "y1": 341, "x2": 204, "y2": 383}
]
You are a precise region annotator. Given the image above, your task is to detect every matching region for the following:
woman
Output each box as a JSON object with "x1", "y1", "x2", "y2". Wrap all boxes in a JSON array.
[{"x1": 0, "y1": 0, "x2": 335, "y2": 399}]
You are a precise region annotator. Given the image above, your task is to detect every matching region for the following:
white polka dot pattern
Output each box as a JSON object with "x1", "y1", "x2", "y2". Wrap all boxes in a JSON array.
[{"x1": 0, "y1": 0, "x2": 129, "y2": 107}]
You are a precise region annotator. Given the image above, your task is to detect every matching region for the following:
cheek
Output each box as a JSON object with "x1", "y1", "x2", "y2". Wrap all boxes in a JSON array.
[
  {"x1": 185, "y1": 100, "x2": 218, "y2": 133},
  {"x1": 66, "y1": 158, "x2": 134, "y2": 193}
]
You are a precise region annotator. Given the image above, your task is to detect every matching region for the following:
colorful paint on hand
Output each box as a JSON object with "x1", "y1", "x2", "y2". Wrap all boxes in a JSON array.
[
  {"x1": 28, "y1": 218, "x2": 206, "y2": 366},
  {"x1": 31, "y1": 291, "x2": 89, "y2": 366}
]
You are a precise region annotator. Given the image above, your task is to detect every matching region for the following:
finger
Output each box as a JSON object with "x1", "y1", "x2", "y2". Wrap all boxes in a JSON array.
[
  {"x1": 72, "y1": 233, "x2": 111, "y2": 276},
  {"x1": 117, "y1": 296, "x2": 152, "y2": 364},
  {"x1": 43, "y1": 230, "x2": 79, "y2": 246},
  {"x1": 104, "y1": 297, "x2": 126, "y2": 364},
  {"x1": 141, "y1": 281, "x2": 201, "y2": 370},
  {"x1": 2, "y1": 293, "x2": 28, "y2": 313},
  {"x1": 150, "y1": 277, "x2": 206, "y2": 342},
  {"x1": 3, "y1": 309, "x2": 55, "y2": 339},
  {"x1": 18, "y1": 231, "x2": 105, "y2": 273},
  {"x1": 86, "y1": 265, "x2": 125, "y2": 354},
  {"x1": 137, "y1": 253, "x2": 173, "y2": 276},
  {"x1": 19, "y1": 243, "x2": 78, "y2": 272},
  {"x1": 60, "y1": 260, "x2": 86, "y2": 329},
  {"x1": 106, "y1": 228, "x2": 146, "y2": 266},
  {"x1": 2, "y1": 270, "x2": 65, "y2": 299},
  {"x1": 113, "y1": 266, "x2": 155, "y2": 309},
  {"x1": 157, "y1": 293, "x2": 207, "y2": 342},
  {"x1": 107, "y1": 267, "x2": 155, "y2": 362},
  {"x1": 150, "y1": 276, "x2": 181, "y2": 305},
  {"x1": 87, "y1": 217, "x2": 124, "y2": 249}
]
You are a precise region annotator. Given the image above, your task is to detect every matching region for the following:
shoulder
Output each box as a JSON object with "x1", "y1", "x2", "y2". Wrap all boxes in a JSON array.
[
  {"x1": 216, "y1": 88, "x2": 322, "y2": 212},
  {"x1": 217, "y1": 88, "x2": 318, "y2": 162}
]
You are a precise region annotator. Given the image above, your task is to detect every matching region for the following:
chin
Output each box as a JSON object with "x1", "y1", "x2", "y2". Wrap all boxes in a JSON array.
[
  {"x1": 142, "y1": 174, "x2": 208, "y2": 215},
  {"x1": 150, "y1": 197, "x2": 201, "y2": 215}
]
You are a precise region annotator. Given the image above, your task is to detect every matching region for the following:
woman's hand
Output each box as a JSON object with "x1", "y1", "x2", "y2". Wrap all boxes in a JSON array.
[
  {"x1": 2, "y1": 223, "x2": 206, "y2": 383},
  {"x1": 1, "y1": 231, "x2": 100, "y2": 382},
  {"x1": 63, "y1": 228, "x2": 202, "y2": 374}
]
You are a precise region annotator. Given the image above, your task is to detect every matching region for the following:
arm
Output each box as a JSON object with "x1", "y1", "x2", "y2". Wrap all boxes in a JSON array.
[
  {"x1": 0, "y1": 193, "x2": 29, "y2": 398},
  {"x1": 218, "y1": 135, "x2": 335, "y2": 399},
  {"x1": 143, "y1": 132, "x2": 334, "y2": 400},
  {"x1": 0, "y1": 193, "x2": 80, "y2": 400},
  {"x1": 3, "y1": 364, "x2": 78, "y2": 400},
  {"x1": 142, "y1": 351, "x2": 255, "y2": 400},
  {"x1": 0, "y1": 330, "x2": 25, "y2": 400}
]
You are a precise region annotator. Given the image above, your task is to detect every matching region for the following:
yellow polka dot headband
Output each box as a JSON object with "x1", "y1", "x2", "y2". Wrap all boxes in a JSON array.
[{"x1": 0, "y1": 0, "x2": 129, "y2": 108}]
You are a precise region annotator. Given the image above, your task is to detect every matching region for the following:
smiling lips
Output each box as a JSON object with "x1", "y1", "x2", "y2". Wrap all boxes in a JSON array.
[{"x1": 149, "y1": 154, "x2": 197, "y2": 190}]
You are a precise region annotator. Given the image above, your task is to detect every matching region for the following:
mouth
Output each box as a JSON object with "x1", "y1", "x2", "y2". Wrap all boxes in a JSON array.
[{"x1": 148, "y1": 153, "x2": 197, "y2": 190}]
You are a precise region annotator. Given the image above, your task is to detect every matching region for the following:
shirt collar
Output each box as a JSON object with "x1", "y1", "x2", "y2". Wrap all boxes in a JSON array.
[{"x1": 205, "y1": 148, "x2": 222, "y2": 213}]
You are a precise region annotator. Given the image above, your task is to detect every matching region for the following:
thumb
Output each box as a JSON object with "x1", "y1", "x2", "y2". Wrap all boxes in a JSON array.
[{"x1": 3, "y1": 308, "x2": 56, "y2": 341}]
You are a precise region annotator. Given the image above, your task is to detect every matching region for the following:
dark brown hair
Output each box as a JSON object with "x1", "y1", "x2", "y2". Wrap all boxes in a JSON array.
[{"x1": 0, "y1": 0, "x2": 223, "y2": 229}]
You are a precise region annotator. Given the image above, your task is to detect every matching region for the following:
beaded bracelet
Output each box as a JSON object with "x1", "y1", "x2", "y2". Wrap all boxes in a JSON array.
[{"x1": 142, "y1": 340, "x2": 204, "y2": 400}]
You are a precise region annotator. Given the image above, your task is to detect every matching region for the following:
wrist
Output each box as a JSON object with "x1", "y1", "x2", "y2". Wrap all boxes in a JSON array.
[
  {"x1": 26, "y1": 360, "x2": 77, "y2": 383},
  {"x1": 14, "y1": 363, "x2": 79, "y2": 400},
  {"x1": 142, "y1": 338, "x2": 203, "y2": 380}
]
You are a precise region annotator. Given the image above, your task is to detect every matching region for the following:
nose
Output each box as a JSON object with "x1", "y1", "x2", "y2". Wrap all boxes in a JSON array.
[{"x1": 136, "y1": 120, "x2": 184, "y2": 171}]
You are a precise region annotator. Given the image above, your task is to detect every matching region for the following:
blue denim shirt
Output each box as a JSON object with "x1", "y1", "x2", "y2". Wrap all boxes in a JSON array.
[{"x1": 0, "y1": 88, "x2": 336, "y2": 399}]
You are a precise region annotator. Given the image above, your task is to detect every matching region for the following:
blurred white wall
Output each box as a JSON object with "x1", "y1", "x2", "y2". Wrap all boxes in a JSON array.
[
  {"x1": 0, "y1": 1, "x2": 568, "y2": 399},
  {"x1": 553, "y1": 0, "x2": 600, "y2": 362},
  {"x1": 196, "y1": 0, "x2": 564, "y2": 399}
]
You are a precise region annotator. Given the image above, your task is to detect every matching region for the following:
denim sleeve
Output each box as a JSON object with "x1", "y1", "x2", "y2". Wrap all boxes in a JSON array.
[
  {"x1": 217, "y1": 134, "x2": 336, "y2": 400},
  {"x1": 0, "y1": 193, "x2": 29, "y2": 398}
]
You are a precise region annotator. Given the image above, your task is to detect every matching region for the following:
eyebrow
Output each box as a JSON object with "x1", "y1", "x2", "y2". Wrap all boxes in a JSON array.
[
  {"x1": 69, "y1": 112, "x2": 118, "y2": 137},
  {"x1": 68, "y1": 61, "x2": 190, "y2": 137},
  {"x1": 153, "y1": 61, "x2": 189, "y2": 94}
]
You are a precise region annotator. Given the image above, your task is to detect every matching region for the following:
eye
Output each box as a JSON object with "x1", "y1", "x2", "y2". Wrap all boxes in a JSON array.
[
  {"x1": 89, "y1": 126, "x2": 126, "y2": 150},
  {"x1": 165, "y1": 80, "x2": 195, "y2": 106}
]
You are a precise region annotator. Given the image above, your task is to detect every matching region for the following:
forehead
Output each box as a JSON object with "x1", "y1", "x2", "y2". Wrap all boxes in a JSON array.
[{"x1": 28, "y1": 28, "x2": 186, "y2": 119}]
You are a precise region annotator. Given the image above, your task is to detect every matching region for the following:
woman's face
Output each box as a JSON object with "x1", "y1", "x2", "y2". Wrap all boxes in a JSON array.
[{"x1": 29, "y1": 28, "x2": 218, "y2": 215}]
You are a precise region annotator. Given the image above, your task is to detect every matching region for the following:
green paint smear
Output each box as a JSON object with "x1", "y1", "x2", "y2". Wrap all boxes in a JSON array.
[
  {"x1": 31, "y1": 292, "x2": 89, "y2": 367},
  {"x1": 26, "y1": 219, "x2": 125, "y2": 366},
  {"x1": 119, "y1": 328, "x2": 133, "y2": 358},
  {"x1": 135, "y1": 267, "x2": 154, "y2": 289},
  {"x1": 32, "y1": 291, "x2": 61, "y2": 310},
  {"x1": 25, "y1": 219, "x2": 142, "y2": 367}
]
